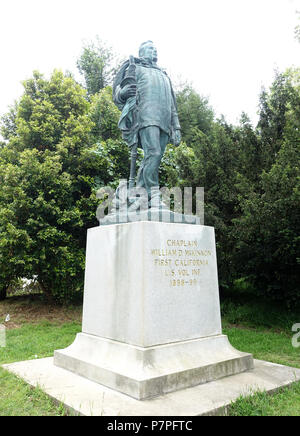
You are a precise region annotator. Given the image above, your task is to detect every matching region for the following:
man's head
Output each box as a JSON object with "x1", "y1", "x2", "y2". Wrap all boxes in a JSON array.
[{"x1": 139, "y1": 41, "x2": 157, "y2": 63}]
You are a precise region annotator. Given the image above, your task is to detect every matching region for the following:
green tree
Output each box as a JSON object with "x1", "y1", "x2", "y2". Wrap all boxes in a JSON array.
[
  {"x1": 0, "y1": 70, "x2": 102, "y2": 302},
  {"x1": 164, "y1": 86, "x2": 244, "y2": 289},
  {"x1": 234, "y1": 69, "x2": 300, "y2": 305},
  {"x1": 176, "y1": 85, "x2": 214, "y2": 145},
  {"x1": 0, "y1": 102, "x2": 18, "y2": 141},
  {"x1": 89, "y1": 86, "x2": 121, "y2": 141},
  {"x1": 92, "y1": 139, "x2": 131, "y2": 189},
  {"x1": 230, "y1": 113, "x2": 262, "y2": 187},
  {"x1": 87, "y1": 85, "x2": 132, "y2": 189},
  {"x1": 77, "y1": 37, "x2": 118, "y2": 98},
  {"x1": 257, "y1": 71, "x2": 295, "y2": 171}
]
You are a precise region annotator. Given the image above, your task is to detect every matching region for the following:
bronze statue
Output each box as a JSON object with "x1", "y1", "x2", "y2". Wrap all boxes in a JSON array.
[{"x1": 113, "y1": 41, "x2": 181, "y2": 203}]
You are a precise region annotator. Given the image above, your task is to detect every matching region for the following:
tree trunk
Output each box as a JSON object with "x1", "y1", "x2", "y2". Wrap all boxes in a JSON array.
[
  {"x1": 0, "y1": 286, "x2": 7, "y2": 301},
  {"x1": 39, "y1": 281, "x2": 54, "y2": 303}
]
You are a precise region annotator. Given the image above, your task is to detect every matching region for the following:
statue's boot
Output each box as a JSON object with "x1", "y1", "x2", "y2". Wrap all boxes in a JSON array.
[{"x1": 149, "y1": 187, "x2": 168, "y2": 210}]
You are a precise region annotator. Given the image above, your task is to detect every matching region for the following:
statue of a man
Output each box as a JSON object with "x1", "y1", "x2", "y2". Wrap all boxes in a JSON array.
[{"x1": 113, "y1": 41, "x2": 181, "y2": 205}]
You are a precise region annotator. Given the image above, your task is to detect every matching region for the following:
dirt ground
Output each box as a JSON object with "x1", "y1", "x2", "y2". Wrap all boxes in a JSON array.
[{"x1": 0, "y1": 295, "x2": 82, "y2": 329}]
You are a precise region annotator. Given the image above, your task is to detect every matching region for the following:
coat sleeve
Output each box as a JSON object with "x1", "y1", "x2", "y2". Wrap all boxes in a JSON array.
[{"x1": 114, "y1": 84, "x2": 126, "y2": 110}]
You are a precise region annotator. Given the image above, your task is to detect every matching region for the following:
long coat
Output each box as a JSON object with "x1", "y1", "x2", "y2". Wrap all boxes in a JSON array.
[{"x1": 113, "y1": 58, "x2": 180, "y2": 148}]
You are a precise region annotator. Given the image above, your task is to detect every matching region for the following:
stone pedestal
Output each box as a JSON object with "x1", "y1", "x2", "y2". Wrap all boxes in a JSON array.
[{"x1": 54, "y1": 221, "x2": 253, "y2": 399}]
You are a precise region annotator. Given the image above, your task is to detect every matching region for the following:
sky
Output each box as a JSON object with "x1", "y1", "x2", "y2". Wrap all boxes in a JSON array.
[{"x1": 0, "y1": 0, "x2": 299, "y2": 127}]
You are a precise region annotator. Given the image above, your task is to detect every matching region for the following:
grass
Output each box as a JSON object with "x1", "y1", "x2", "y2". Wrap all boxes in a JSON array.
[
  {"x1": 223, "y1": 325, "x2": 300, "y2": 416},
  {"x1": 221, "y1": 297, "x2": 300, "y2": 332},
  {"x1": 221, "y1": 297, "x2": 300, "y2": 369},
  {"x1": 0, "y1": 294, "x2": 299, "y2": 416},
  {"x1": 0, "y1": 369, "x2": 69, "y2": 416},
  {"x1": 1, "y1": 321, "x2": 81, "y2": 364},
  {"x1": 221, "y1": 297, "x2": 300, "y2": 416},
  {"x1": 223, "y1": 327, "x2": 300, "y2": 369},
  {"x1": 0, "y1": 295, "x2": 81, "y2": 416},
  {"x1": 229, "y1": 384, "x2": 300, "y2": 416}
]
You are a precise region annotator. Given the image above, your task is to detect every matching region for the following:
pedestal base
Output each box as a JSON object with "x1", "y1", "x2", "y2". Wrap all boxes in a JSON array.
[
  {"x1": 54, "y1": 221, "x2": 254, "y2": 400},
  {"x1": 4, "y1": 358, "x2": 300, "y2": 416},
  {"x1": 54, "y1": 333, "x2": 253, "y2": 400},
  {"x1": 99, "y1": 209, "x2": 201, "y2": 226}
]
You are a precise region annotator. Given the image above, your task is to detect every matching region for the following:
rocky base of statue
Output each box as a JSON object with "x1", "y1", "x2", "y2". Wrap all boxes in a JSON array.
[
  {"x1": 100, "y1": 208, "x2": 201, "y2": 226},
  {"x1": 98, "y1": 180, "x2": 201, "y2": 226},
  {"x1": 54, "y1": 221, "x2": 253, "y2": 400}
]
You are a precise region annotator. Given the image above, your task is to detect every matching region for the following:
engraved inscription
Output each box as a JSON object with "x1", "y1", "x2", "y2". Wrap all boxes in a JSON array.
[{"x1": 150, "y1": 239, "x2": 212, "y2": 288}]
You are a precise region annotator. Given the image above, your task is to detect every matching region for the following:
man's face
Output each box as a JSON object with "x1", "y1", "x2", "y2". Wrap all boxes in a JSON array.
[{"x1": 142, "y1": 43, "x2": 158, "y2": 63}]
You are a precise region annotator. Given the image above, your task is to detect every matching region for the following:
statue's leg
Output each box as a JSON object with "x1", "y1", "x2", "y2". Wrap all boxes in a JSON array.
[
  {"x1": 137, "y1": 126, "x2": 162, "y2": 193},
  {"x1": 136, "y1": 161, "x2": 145, "y2": 189},
  {"x1": 149, "y1": 130, "x2": 170, "y2": 208},
  {"x1": 159, "y1": 130, "x2": 170, "y2": 161}
]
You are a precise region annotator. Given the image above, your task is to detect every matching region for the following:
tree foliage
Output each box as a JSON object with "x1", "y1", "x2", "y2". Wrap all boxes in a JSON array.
[
  {"x1": 89, "y1": 86, "x2": 122, "y2": 141},
  {"x1": 0, "y1": 70, "x2": 100, "y2": 302},
  {"x1": 77, "y1": 37, "x2": 119, "y2": 98},
  {"x1": 233, "y1": 69, "x2": 300, "y2": 305},
  {"x1": 163, "y1": 72, "x2": 299, "y2": 305}
]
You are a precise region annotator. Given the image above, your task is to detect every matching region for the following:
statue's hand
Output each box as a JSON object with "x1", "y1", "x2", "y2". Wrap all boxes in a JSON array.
[
  {"x1": 120, "y1": 84, "x2": 136, "y2": 101},
  {"x1": 174, "y1": 130, "x2": 181, "y2": 147}
]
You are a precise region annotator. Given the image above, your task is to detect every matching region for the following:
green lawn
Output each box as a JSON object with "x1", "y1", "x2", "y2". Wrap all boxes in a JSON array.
[
  {"x1": 0, "y1": 321, "x2": 81, "y2": 416},
  {"x1": 221, "y1": 298, "x2": 300, "y2": 416},
  {"x1": 223, "y1": 325, "x2": 300, "y2": 416},
  {"x1": 229, "y1": 383, "x2": 300, "y2": 416},
  {"x1": 0, "y1": 368, "x2": 69, "y2": 416},
  {"x1": 0, "y1": 295, "x2": 299, "y2": 416}
]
